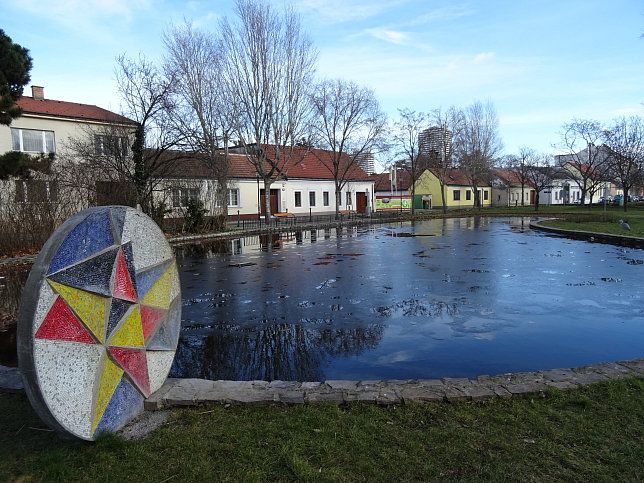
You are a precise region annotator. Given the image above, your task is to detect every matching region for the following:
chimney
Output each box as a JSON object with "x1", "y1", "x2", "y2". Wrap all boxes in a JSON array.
[{"x1": 31, "y1": 86, "x2": 44, "y2": 100}]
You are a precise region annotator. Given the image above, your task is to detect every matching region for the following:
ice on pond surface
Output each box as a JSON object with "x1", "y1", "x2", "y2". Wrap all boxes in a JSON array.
[{"x1": 170, "y1": 218, "x2": 644, "y2": 381}]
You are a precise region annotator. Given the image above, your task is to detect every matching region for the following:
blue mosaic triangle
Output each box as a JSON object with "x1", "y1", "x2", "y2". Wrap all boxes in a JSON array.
[
  {"x1": 48, "y1": 208, "x2": 114, "y2": 274},
  {"x1": 107, "y1": 299, "x2": 134, "y2": 340},
  {"x1": 135, "y1": 260, "x2": 173, "y2": 301},
  {"x1": 93, "y1": 378, "x2": 143, "y2": 437},
  {"x1": 47, "y1": 247, "x2": 120, "y2": 296}
]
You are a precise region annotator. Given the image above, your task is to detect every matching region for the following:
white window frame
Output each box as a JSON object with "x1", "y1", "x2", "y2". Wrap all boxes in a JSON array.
[
  {"x1": 94, "y1": 134, "x2": 129, "y2": 157},
  {"x1": 172, "y1": 187, "x2": 200, "y2": 208},
  {"x1": 11, "y1": 128, "x2": 55, "y2": 153},
  {"x1": 15, "y1": 179, "x2": 59, "y2": 203},
  {"x1": 309, "y1": 191, "x2": 316, "y2": 207},
  {"x1": 294, "y1": 191, "x2": 302, "y2": 207},
  {"x1": 229, "y1": 188, "x2": 240, "y2": 207},
  {"x1": 323, "y1": 191, "x2": 330, "y2": 206}
]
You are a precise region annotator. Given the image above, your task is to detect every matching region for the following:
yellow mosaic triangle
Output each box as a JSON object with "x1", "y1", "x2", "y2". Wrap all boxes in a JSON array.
[
  {"x1": 92, "y1": 356, "x2": 123, "y2": 434},
  {"x1": 109, "y1": 305, "x2": 145, "y2": 348},
  {"x1": 49, "y1": 281, "x2": 109, "y2": 343},
  {"x1": 140, "y1": 263, "x2": 175, "y2": 309}
]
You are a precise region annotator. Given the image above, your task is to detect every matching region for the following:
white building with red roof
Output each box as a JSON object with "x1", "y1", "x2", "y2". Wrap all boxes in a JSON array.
[{"x1": 159, "y1": 146, "x2": 375, "y2": 220}]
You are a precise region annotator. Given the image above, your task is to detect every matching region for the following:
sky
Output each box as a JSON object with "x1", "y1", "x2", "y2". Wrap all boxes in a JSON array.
[{"x1": 2, "y1": 0, "x2": 644, "y2": 168}]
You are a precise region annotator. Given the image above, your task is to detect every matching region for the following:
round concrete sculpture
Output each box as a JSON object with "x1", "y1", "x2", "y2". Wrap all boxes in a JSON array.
[{"x1": 17, "y1": 206, "x2": 181, "y2": 440}]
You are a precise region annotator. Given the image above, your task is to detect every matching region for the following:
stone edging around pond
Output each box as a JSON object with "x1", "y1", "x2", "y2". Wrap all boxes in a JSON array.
[
  {"x1": 2, "y1": 359, "x2": 644, "y2": 409},
  {"x1": 530, "y1": 220, "x2": 644, "y2": 249},
  {"x1": 141, "y1": 359, "x2": 644, "y2": 408}
]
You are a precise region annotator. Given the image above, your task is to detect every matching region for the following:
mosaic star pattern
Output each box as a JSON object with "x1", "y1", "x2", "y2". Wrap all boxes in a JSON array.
[{"x1": 25, "y1": 206, "x2": 181, "y2": 440}]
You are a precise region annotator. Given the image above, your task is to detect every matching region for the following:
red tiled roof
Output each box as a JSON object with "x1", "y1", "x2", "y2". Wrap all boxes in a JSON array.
[
  {"x1": 428, "y1": 168, "x2": 473, "y2": 186},
  {"x1": 15, "y1": 96, "x2": 136, "y2": 125},
  {"x1": 564, "y1": 162, "x2": 601, "y2": 180},
  {"x1": 371, "y1": 170, "x2": 414, "y2": 191},
  {"x1": 490, "y1": 169, "x2": 533, "y2": 187},
  {"x1": 159, "y1": 146, "x2": 372, "y2": 182}
]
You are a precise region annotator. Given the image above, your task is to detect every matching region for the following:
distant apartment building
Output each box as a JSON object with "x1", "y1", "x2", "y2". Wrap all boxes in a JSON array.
[
  {"x1": 419, "y1": 127, "x2": 452, "y2": 158},
  {"x1": 354, "y1": 151, "x2": 375, "y2": 175}
]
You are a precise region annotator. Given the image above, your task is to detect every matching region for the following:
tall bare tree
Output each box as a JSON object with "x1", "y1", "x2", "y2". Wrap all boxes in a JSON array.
[
  {"x1": 524, "y1": 153, "x2": 556, "y2": 212},
  {"x1": 556, "y1": 119, "x2": 609, "y2": 206},
  {"x1": 114, "y1": 53, "x2": 184, "y2": 216},
  {"x1": 219, "y1": 0, "x2": 317, "y2": 220},
  {"x1": 506, "y1": 146, "x2": 539, "y2": 207},
  {"x1": 455, "y1": 101, "x2": 503, "y2": 208},
  {"x1": 310, "y1": 78, "x2": 387, "y2": 218},
  {"x1": 603, "y1": 115, "x2": 644, "y2": 212},
  {"x1": 391, "y1": 109, "x2": 428, "y2": 215},
  {"x1": 164, "y1": 21, "x2": 233, "y2": 220},
  {"x1": 428, "y1": 106, "x2": 463, "y2": 213}
]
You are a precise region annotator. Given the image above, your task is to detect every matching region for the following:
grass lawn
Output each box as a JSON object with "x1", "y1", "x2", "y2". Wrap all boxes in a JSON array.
[{"x1": 1, "y1": 377, "x2": 643, "y2": 481}]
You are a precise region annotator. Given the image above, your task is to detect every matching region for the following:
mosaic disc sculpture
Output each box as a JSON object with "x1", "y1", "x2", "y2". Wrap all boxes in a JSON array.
[{"x1": 17, "y1": 206, "x2": 181, "y2": 440}]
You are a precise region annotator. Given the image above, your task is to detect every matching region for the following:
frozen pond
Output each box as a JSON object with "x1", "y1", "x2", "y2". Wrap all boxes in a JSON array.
[{"x1": 170, "y1": 217, "x2": 644, "y2": 381}]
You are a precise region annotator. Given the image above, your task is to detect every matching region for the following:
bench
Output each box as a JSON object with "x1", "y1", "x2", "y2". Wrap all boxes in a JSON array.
[{"x1": 273, "y1": 212, "x2": 295, "y2": 223}]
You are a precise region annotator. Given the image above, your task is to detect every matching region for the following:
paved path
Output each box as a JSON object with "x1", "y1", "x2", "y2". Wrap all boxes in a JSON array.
[{"x1": 4, "y1": 359, "x2": 642, "y2": 408}]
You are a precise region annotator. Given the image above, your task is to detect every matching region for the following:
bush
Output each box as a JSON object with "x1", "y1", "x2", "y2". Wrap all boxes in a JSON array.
[{"x1": 183, "y1": 199, "x2": 208, "y2": 233}]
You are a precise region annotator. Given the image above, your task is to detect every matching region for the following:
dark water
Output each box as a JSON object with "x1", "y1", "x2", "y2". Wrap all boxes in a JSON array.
[{"x1": 169, "y1": 217, "x2": 644, "y2": 381}]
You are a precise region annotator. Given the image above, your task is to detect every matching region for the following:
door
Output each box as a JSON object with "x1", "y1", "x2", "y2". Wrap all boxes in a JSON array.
[
  {"x1": 356, "y1": 192, "x2": 367, "y2": 213},
  {"x1": 260, "y1": 189, "x2": 279, "y2": 215}
]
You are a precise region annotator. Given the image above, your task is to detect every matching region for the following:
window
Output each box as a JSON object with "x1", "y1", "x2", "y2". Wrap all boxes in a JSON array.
[
  {"x1": 11, "y1": 128, "x2": 55, "y2": 153},
  {"x1": 309, "y1": 191, "x2": 316, "y2": 207},
  {"x1": 94, "y1": 135, "x2": 129, "y2": 156},
  {"x1": 453, "y1": 190, "x2": 461, "y2": 201},
  {"x1": 229, "y1": 188, "x2": 240, "y2": 207},
  {"x1": 323, "y1": 191, "x2": 329, "y2": 206},
  {"x1": 294, "y1": 191, "x2": 302, "y2": 207},
  {"x1": 466, "y1": 190, "x2": 472, "y2": 201},
  {"x1": 172, "y1": 187, "x2": 200, "y2": 208},
  {"x1": 15, "y1": 180, "x2": 58, "y2": 203},
  {"x1": 346, "y1": 192, "x2": 352, "y2": 206},
  {"x1": 483, "y1": 190, "x2": 489, "y2": 201}
]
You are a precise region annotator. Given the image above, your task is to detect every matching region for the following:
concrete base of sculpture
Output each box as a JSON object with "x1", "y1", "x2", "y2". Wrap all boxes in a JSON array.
[{"x1": 18, "y1": 206, "x2": 181, "y2": 440}]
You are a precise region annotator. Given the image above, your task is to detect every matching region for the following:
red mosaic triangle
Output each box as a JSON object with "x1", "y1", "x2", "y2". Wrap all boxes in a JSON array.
[
  {"x1": 107, "y1": 346, "x2": 150, "y2": 397},
  {"x1": 113, "y1": 250, "x2": 137, "y2": 302},
  {"x1": 140, "y1": 305, "x2": 168, "y2": 340},
  {"x1": 35, "y1": 296, "x2": 96, "y2": 344}
]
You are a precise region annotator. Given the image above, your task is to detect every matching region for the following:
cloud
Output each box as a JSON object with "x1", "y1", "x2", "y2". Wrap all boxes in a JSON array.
[
  {"x1": 296, "y1": 0, "x2": 405, "y2": 23},
  {"x1": 474, "y1": 52, "x2": 495, "y2": 63},
  {"x1": 410, "y1": 5, "x2": 474, "y2": 25},
  {"x1": 365, "y1": 28, "x2": 410, "y2": 45}
]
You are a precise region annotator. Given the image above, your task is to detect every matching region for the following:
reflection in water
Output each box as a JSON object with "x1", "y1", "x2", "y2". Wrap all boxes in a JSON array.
[
  {"x1": 172, "y1": 217, "x2": 644, "y2": 381},
  {"x1": 171, "y1": 322, "x2": 384, "y2": 381}
]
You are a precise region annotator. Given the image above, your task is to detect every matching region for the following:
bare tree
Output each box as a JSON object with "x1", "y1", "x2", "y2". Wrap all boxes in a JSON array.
[
  {"x1": 115, "y1": 53, "x2": 184, "y2": 217},
  {"x1": 428, "y1": 106, "x2": 463, "y2": 213},
  {"x1": 556, "y1": 119, "x2": 609, "y2": 206},
  {"x1": 391, "y1": 109, "x2": 428, "y2": 215},
  {"x1": 603, "y1": 115, "x2": 644, "y2": 211},
  {"x1": 506, "y1": 146, "x2": 539, "y2": 207},
  {"x1": 310, "y1": 78, "x2": 387, "y2": 218},
  {"x1": 219, "y1": 0, "x2": 317, "y2": 220},
  {"x1": 454, "y1": 101, "x2": 502, "y2": 208},
  {"x1": 164, "y1": 21, "x2": 233, "y2": 220},
  {"x1": 524, "y1": 153, "x2": 556, "y2": 212}
]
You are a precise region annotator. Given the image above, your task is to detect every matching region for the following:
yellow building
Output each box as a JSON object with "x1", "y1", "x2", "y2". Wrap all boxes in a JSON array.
[{"x1": 413, "y1": 168, "x2": 492, "y2": 209}]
